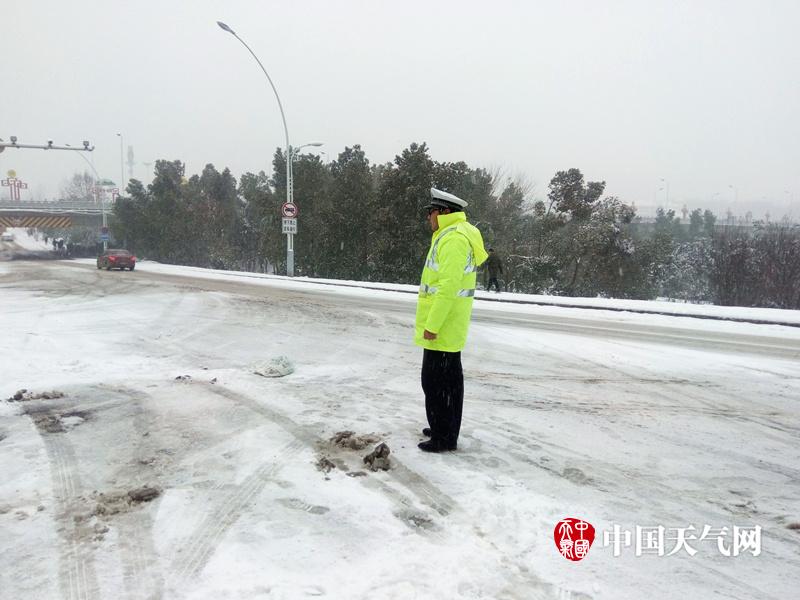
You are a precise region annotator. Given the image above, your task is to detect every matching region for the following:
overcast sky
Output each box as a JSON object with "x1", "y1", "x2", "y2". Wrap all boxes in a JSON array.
[{"x1": 2, "y1": 0, "x2": 799, "y2": 217}]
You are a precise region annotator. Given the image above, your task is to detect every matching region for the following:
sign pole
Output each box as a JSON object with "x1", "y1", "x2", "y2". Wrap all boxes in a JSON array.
[
  {"x1": 287, "y1": 233, "x2": 294, "y2": 276},
  {"x1": 281, "y1": 201, "x2": 298, "y2": 275},
  {"x1": 286, "y1": 148, "x2": 296, "y2": 277}
]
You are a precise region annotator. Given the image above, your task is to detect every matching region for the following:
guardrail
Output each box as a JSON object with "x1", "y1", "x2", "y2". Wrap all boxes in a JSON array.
[{"x1": 0, "y1": 200, "x2": 113, "y2": 215}]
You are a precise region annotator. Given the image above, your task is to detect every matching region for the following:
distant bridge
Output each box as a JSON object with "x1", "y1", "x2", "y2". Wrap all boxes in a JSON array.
[{"x1": 0, "y1": 200, "x2": 113, "y2": 228}]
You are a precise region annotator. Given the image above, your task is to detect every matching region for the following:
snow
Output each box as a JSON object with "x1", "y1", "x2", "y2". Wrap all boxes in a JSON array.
[
  {"x1": 1, "y1": 259, "x2": 798, "y2": 600},
  {"x1": 73, "y1": 258, "x2": 800, "y2": 327},
  {"x1": 0, "y1": 227, "x2": 52, "y2": 251}
]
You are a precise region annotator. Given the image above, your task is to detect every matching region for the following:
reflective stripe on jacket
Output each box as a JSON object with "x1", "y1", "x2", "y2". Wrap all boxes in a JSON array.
[{"x1": 414, "y1": 211, "x2": 488, "y2": 352}]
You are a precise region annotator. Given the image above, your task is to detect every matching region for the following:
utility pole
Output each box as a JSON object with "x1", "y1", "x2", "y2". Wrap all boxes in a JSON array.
[
  {"x1": 127, "y1": 146, "x2": 135, "y2": 182},
  {"x1": 116, "y1": 133, "x2": 125, "y2": 192}
]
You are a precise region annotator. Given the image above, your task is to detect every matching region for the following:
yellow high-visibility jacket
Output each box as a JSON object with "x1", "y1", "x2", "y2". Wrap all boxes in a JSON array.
[{"x1": 414, "y1": 211, "x2": 488, "y2": 352}]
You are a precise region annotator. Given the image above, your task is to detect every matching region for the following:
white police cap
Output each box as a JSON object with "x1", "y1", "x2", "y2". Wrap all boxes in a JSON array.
[{"x1": 426, "y1": 187, "x2": 468, "y2": 210}]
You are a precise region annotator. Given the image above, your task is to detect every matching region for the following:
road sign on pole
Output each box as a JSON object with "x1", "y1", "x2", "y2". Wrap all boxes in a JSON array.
[
  {"x1": 281, "y1": 202, "x2": 298, "y2": 218},
  {"x1": 282, "y1": 218, "x2": 298, "y2": 234}
]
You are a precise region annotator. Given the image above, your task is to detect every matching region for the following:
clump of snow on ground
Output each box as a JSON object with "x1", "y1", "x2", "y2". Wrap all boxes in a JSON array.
[{"x1": 252, "y1": 356, "x2": 295, "y2": 377}]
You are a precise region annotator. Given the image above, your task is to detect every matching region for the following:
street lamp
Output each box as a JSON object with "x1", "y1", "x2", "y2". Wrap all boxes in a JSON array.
[
  {"x1": 291, "y1": 142, "x2": 323, "y2": 165},
  {"x1": 116, "y1": 133, "x2": 125, "y2": 193},
  {"x1": 659, "y1": 177, "x2": 670, "y2": 209},
  {"x1": 74, "y1": 150, "x2": 109, "y2": 252},
  {"x1": 217, "y1": 20, "x2": 300, "y2": 276}
]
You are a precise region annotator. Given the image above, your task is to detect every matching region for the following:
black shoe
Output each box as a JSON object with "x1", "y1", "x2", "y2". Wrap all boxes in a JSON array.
[
  {"x1": 418, "y1": 439, "x2": 456, "y2": 453},
  {"x1": 422, "y1": 427, "x2": 432, "y2": 437}
]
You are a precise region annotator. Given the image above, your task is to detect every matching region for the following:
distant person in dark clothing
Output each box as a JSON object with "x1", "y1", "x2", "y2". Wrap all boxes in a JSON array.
[{"x1": 485, "y1": 248, "x2": 503, "y2": 292}]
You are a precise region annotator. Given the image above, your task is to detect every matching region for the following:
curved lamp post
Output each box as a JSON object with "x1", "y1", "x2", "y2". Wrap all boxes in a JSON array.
[
  {"x1": 116, "y1": 132, "x2": 125, "y2": 193},
  {"x1": 74, "y1": 150, "x2": 109, "y2": 252},
  {"x1": 217, "y1": 20, "x2": 300, "y2": 276},
  {"x1": 292, "y1": 142, "x2": 324, "y2": 158},
  {"x1": 659, "y1": 177, "x2": 670, "y2": 209}
]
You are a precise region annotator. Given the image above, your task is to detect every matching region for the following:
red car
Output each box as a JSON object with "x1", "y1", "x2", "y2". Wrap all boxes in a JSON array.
[{"x1": 97, "y1": 249, "x2": 136, "y2": 271}]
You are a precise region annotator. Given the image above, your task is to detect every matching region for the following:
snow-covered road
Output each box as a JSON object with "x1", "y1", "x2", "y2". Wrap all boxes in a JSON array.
[{"x1": 1, "y1": 260, "x2": 798, "y2": 600}]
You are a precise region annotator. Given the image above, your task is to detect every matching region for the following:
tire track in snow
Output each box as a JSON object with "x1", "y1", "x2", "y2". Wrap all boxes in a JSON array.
[
  {"x1": 457, "y1": 414, "x2": 791, "y2": 600},
  {"x1": 118, "y1": 517, "x2": 161, "y2": 600},
  {"x1": 34, "y1": 426, "x2": 100, "y2": 600},
  {"x1": 109, "y1": 385, "x2": 167, "y2": 600},
  {"x1": 203, "y1": 383, "x2": 460, "y2": 534},
  {"x1": 168, "y1": 438, "x2": 305, "y2": 585},
  {"x1": 48, "y1": 384, "x2": 168, "y2": 600}
]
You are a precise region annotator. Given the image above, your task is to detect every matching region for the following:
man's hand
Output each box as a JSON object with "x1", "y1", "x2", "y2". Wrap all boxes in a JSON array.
[{"x1": 423, "y1": 329, "x2": 437, "y2": 340}]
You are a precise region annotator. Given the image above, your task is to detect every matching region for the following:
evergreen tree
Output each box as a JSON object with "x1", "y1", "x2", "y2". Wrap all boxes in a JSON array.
[
  {"x1": 703, "y1": 209, "x2": 717, "y2": 237},
  {"x1": 546, "y1": 168, "x2": 605, "y2": 220},
  {"x1": 183, "y1": 164, "x2": 239, "y2": 267},
  {"x1": 318, "y1": 145, "x2": 375, "y2": 279},
  {"x1": 688, "y1": 208, "x2": 704, "y2": 239},
  {"x1": 239, "y1": 170, "x2": 279, "y2": 272},
  {"x1": 373, "y1": 143, "x2": 435, "y2": 283},
  {"x1": 291, "y1": 153, "x2": 332, "y2": 276}
]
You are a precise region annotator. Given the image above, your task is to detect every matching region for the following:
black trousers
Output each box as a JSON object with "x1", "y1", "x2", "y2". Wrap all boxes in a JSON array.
[
  {"x1": 487, "y1": 277, "x2": 500, "y2": 292},
  {"x1": 421, "y1": 349, "x2": 464, "y2": 446}
]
